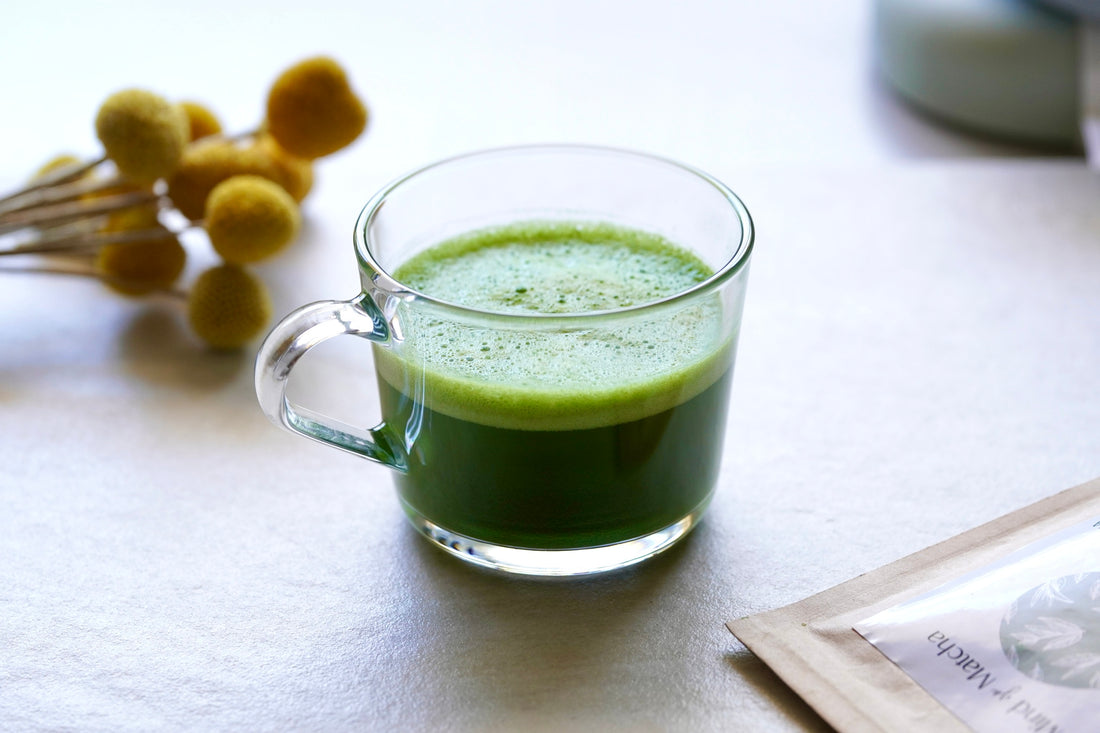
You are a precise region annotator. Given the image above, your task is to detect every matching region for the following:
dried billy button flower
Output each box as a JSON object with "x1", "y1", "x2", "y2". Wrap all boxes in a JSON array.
[
  {"x1": 95, "y1": 89, "x2": 189, "y2": 184},
  {"x1": 178, "y1": 100, "x2": 223, "y2": 142},
  {"x1": 187, "y1": 264, "x2": 273, "y2": 349},
  {"x1": 166, "y1": 135, "x2": 311, "y2": 220},
  {"x1": 1, "y1": 56, "x2": 368, "y2": 350},
  {"x1": 95, "y1": 229, "x2": 187, "y2": 296},
  {"x1": 265, "y1": 56, "x2": 369, "y2": 159},
  {"x1": 254, "y1": 134, "x2": 313, "y2": 202},
  {"x1": 205, "y1": 175, "x2": 300, "y2": 264},
  {"x1": 32, "y1": 154, "x2": 88, "y2": 181}
]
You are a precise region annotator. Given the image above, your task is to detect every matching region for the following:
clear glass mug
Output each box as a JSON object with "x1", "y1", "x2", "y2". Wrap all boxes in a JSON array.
[{"x1": 255, "y1": 145, "x2": 753, "y2": 576}]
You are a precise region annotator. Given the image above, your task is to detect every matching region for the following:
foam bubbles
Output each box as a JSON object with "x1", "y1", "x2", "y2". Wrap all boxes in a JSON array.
[
  {"x1": 382, "y1": 221, "x2": 730, "y2": 429},
  {"x1": 397, "y1": 221, "x2": 711, "y2": 315},
  {"x1": 403, "y1": 304, "x2": 719, "y2": 392}
]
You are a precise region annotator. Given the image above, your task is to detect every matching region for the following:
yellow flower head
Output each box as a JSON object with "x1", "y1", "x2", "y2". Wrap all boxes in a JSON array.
[
  {"x1": 100, "y1": 200, "x2": 161, "y2": 232},
  {"x1": 95, "y1": 89, "x2": 189, "y2": 183},
  {"x1": 31, "y1": 154, "x2": 85, "y2": 182},
  {"x1": 187, "y1": 264, "x2": 273, "y2": 349},
  {"x1": 95, "y1": 229, "x2": 187, "y2": 296},
  {"x1": 205, "y1": 175, "x2": 301, "y2": 264},
  {"x1": 179, "y1": 100, "x2": 223, "y2": 142},
  {"x1": 166, "y1": 138, "x2": 283, "y2": 220},
  {"x1": 255, "y1": 134, "x2": 313, "y2": 202},
  {"x1": 265, "y1": 56, "x2": 368, "y2": 159}
]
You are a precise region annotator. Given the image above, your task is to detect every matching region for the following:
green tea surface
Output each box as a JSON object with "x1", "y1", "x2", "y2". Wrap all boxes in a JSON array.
[
  {"x1": 379, "y1": 221, "x2": 733, "y2": 430},
  {"x1": 397, "y1": 221, "x2": 711, "y2": 314}
]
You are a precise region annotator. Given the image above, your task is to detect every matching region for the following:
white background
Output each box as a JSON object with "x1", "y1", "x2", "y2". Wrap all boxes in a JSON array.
[{"x1": 3, "y1": 1, "x2": 1099, "y2": 731}]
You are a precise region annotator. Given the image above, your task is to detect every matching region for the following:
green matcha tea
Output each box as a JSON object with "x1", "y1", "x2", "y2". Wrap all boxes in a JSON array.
[{"x1": 375, "y1": 221, "x2": 735, "y2": 550}]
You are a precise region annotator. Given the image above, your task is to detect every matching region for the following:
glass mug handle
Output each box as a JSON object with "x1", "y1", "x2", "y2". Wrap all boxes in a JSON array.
[{"x1": 254, "y1": 293, "x2": 407, "y2": 471}]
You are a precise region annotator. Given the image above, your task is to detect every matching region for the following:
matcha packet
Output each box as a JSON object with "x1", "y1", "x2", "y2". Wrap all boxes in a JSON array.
[{"x1": 727, "y1": 477, "x2": 1100, "y2": 732}]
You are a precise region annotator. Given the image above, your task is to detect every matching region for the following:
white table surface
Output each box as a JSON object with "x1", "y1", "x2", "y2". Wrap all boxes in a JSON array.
[{"x1": 3, "y1": 2, "x2": 1099, "y2": 731}]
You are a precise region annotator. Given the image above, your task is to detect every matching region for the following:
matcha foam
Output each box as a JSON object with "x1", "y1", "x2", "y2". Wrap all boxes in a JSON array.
[
  {"x1": 396, "y1": 221, "x2": 711, "y2": 314},
  {"x1": 376, "y1": 221, "x2": 733, "y2": 430}
]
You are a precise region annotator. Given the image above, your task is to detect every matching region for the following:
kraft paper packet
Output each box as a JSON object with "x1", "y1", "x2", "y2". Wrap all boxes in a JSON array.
[{"x1": 727, "y1": 476, "x2": 1100, "y2": 733}]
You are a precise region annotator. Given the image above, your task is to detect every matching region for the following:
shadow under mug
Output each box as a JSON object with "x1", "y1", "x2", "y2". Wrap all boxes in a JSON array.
[{"x1": 255, "y1": 145, "x2": 754, "y2": 576}]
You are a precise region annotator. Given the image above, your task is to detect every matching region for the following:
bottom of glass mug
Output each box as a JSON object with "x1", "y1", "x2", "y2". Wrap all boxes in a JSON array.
[{"x1": 404, "y1": 501, "x2": 710, "y2": 577}]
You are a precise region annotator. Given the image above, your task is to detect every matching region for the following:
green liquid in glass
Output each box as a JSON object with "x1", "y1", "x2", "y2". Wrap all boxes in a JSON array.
[{"x1": 377, "y1": 221, "x2": 735, "y2": 549}]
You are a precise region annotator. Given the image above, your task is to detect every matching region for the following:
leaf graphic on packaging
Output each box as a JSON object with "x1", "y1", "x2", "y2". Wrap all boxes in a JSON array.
[
  {"x1": 1002, "y1": 573, "x2": 1100, "y2": 690},
  {"x1": 1050, "y1": 652, "x2": 1100, "y2": 688},
  {"x1": 1028, "y1": 577, "x2": 1073, "y2": 608},
  {"x1": 1010, "y1": 616, "x2": 1084, "y2": 651}
]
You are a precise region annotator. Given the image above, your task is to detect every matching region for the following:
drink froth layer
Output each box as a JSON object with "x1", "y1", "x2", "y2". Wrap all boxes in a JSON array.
[{"x1": 376, "y1": 221, "x2": 733, "y2": 430}]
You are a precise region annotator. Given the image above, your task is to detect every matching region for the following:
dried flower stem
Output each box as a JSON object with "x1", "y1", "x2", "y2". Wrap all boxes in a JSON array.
[
  {"x1": 0, "y1": 173, "x2": 143, "y2": 218},
  {"x1": 0, "y1": 225, "x2": 184, "y2": 257},
  {"x1": 0, "y1": 155, "x2": 107, "y2": 209},
  {"x1": 0, "y1": 262, "x2": 187, "y2": 299},
  {"x1": 0, "y1": 191, "x2": 159, "y2": 235}
]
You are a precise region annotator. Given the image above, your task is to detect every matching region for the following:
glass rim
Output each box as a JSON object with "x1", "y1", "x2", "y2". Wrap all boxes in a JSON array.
[{"x1": 354, "y1": 143, "x2": 754, "y2": 324}]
